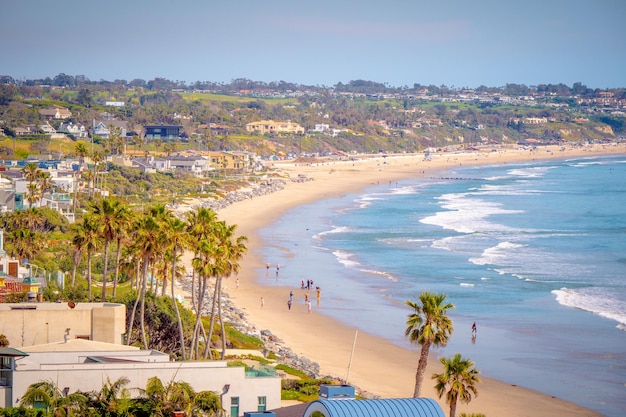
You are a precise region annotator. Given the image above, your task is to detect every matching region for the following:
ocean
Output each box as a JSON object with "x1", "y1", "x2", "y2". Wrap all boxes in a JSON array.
[{"x1": 257, "y1": 154, "x2": 626, "y2": 417}]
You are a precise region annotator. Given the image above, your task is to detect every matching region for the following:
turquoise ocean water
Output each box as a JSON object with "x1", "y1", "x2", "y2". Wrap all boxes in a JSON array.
[{"x1": 257, "y1": 155, "x2": 626, "y2": 416}]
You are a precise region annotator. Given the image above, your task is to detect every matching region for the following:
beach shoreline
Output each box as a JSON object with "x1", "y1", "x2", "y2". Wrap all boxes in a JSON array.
[{"x1": 211, "y1": 144, "x2": 625, "y2": 417}]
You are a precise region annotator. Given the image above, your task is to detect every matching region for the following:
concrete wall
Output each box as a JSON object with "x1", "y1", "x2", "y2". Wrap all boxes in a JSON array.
[{"x1": 0, "y1": 303, "x2": 126, "y2": 347}]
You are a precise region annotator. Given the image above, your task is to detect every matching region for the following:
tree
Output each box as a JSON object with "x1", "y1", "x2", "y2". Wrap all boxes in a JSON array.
[
  {"x1": 130, "y1": 205, "x2": 167, "y2": 349},
  {"x1": 90, "y1": 198, "x2": 130, "y2": 300},
  {"x1": 86, "y1": 375, "x2": 131, "y2": 416},
  {"x1": 72, "y1": 214, "x2": 100, "y2": 300},
  {"x1": 0, "y1": 333, "x2": 9, "y2": 347},
  {"x1": 163, "y1": 214, "x2": 189, "y2": 360},
  {"x1": 204, "y1": 221, "x2": 247, "y2": 360},
  {"x1": 7, "y1": 228, "x2": 44, "y2": 263},
  {"x1": 405, "y1": 291, "x2": 455, "y2": 397},
  {"x1": 19, "y1": 380, "x2": 88, "y2": 416},
  {"x1": 433, "y1": 353, "x2": 480, "y2": 417}
]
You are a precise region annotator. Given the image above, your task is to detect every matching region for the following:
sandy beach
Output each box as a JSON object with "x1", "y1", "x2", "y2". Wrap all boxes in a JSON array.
[{"x1": 212, "y1": 144, "x2": 625, "y2": 417}]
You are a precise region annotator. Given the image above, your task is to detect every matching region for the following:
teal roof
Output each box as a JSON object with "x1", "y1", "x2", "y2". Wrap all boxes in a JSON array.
[{"x1": 303, "y1": 398, "x2": 445, "y2": 417}]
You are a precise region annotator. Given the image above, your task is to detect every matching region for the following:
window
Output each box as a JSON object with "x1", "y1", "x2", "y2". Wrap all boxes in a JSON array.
[
  {"x1": 257, "y1": 396, "x2": 266, "y2": 412},
  {"x1": 230, "y1": 397, "x2": 239, "y2": 417}
]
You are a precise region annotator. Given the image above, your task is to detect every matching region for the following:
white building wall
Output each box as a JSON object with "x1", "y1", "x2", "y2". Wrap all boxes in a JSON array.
[{"x1": 10, "y1": 360, "x2": 280, "y2": 415}]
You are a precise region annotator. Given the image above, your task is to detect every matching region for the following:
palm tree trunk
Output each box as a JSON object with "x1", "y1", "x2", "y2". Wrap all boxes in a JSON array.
[
  {"x1": 414, "y1": 340, "x2": 431, "y2": 397},
  {"x1": 217, "y1": 277, "x2": 227, "y2": 360},
  {"x1": 140, "y1": 254, "x2": 149, "y2": 350},
  {"x1": 191, "y1": 275, "x2": 207, "y2": 360},
  {"x1": 170, "y1": 248, "x2": 186, "y2": 360},
  {"x1": 87, "y1": 249, "x2": 93, "y2": 301},
  {"x1": 126, "y1": 258, "x2": 143, "y2": 346},
  {"x1": 450, "y1": 401, "x2": 457, "y2": 417},
  {"x1": 112, "y1": 238, "x2": 122, "y2": 297},
  {"x1": 204, "y1": 276, "x2": 219, "y2": 360},
  {"x1": 101, "y1": 241, "x2": 109, "y2": 301},
  {"x1": 71, "y1": 249, "x2": 81, "y2": 286}
]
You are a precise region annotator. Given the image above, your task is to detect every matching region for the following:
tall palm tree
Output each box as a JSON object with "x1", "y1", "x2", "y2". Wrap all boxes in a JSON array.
[
  {"x1": 204, "y1": 221, "x2": 247, "y2": 360},
  {"x1": 163, "y1": 214, "x2": 189, "y2": 360},
  {"x1": 36, "y1": 170, "x2": 55, "y2": 204},
  {"x1": 72, "y1": 214, "x2": 100, "y2": 300},
  {"x1": 405, "y1": 291, "x2": 455, "y2": 397},
  {"x1": 90, "y1": 198, "x2": 129, "y2": 300},
  {"x1": 112, "y1": 204, "x2": 133, "y2": 298},
  {"x1": 186, "y1": 207, "x2": 218, "y2": 358},
  {"x1": 433, "y1": 353, "x2": 480, "y2": 417},
  {"x1": 131, "y1": 205, "x2": 167, "y2": 349}
]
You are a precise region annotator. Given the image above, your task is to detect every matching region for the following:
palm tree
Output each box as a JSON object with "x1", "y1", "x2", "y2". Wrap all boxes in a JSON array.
[
  {"x1": 163, "y1": 214, "x2": 189, "y2": 360},
  {"x1": 90, "y1": 198, "x2": 129, "y2": 300},
  {"x1": 405, "y1": 291, "x2": 455, "y2": 397},
  {"x1": 112, "y1": 204, "x2": 133, "y2": 298},
  {"x1": 7, "y1": 227, "x2": 44, "y2": 263},
  {"x1": 36, "y1": 170, "x2": 55, "y2": 203},
  {"x1": 20, "y1": 380, "x2": 88, "y2": 416},
  {"x1": 433, "y1": 353, "x2": 480, "y2": 417},
  {"x1": 130, "y1": 204, "x2": 167, "y2": 349},
  {"x1": 86, "y1": 375, "x2": 131, "y2": 417},
  {"x1": 186, "y1": 207, "x2": 218, "y2": 358},
  {"x1": 72, "y1": 214, "x2": 100, "y2": 300},
  {"x1": 142, "y1": 376, "x2": 222, "y2": 417},
  {"x1": 204, "y1": 220, "x2": 247, "y2": 360}
]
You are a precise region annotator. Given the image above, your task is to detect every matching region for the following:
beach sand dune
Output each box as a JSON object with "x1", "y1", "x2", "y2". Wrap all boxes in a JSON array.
[{"x1": 213, "y1": 145, "x2": 625, "y2": 417}]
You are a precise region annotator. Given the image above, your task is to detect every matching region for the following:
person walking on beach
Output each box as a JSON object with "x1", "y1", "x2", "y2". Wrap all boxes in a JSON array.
[
  {"x1": 307, "y1": 300, "x2": 312, "y2": 314},
  {"x1": 472, "y1": 322, "x2": 477, "y2": 334},
  {"x1": 287, "y1": 299, "x2": 292, "y2": 310},
  {"x1": 289, "y1": 291, "x2": 293, "y2": 302},
  {"x1": 260, "y1": 297, "x2": 264, "y2": 309}
]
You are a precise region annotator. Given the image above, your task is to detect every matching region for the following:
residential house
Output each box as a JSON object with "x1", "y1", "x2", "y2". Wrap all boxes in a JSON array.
[
  {"x1": 209, "y1": 151, "x2": 250, "y2": 172},
  {"x1": 1, "y1": 338, "x2": 281, "y2": 414},
  {"x1": 38, "y1": 106, "x2": 72, "y2": 120},
  {"x1": 38, "y1": 122, "x2": 56, "y2": 136},
  {"x1": 246, "y1": 120, "x2": 305, "y2": 135},
  {"x1": 57, "y1": 122, "x2": 88, "y2": 139},
  {"x1": 144, "y1": 125, "x2": 183, "y2": 141},
  {"x1": 93, "y1": 120, "x2": 128, "y2": 139},
  {"x1": 168, "y1": 155, "x2": 210, "y2": 176}
]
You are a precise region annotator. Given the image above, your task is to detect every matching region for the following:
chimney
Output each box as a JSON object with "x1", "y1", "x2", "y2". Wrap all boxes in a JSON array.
[{"x1": 64, "y1": 328, "x2": 71, "y2": 343}]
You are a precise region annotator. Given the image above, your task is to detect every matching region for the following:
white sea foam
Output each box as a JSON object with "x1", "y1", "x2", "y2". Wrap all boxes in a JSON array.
[
  {"x1": 332, "y1": 250, "x2": 361, "y2": 269},
  {"x1": 314, "y1": 226, "x2": 350, "y2": 239},
  {"x1": 421, "y1": 192, "x2": 523, "y2": 234},
  {"x1": 552, "y1": 287, "x2": 626, "y2": 330},
  {"x1": 469, "y1": 241, "x2": 526, "y2": 266},
  {"x1": 360, "y1": 268, "x2": 398, "y2": 282},
  {"x1": 459, "y1": 283, "x2": 475, "y2": 287},
  {"x1": 507, "y1": 165, "x2": 555, "y2": 178},
  {"x1": 390, "y1": 185, "x2": 420, "y2": 195},
  {"x1": 381, "y1": 237, "x2": 432, "y2": 249}
]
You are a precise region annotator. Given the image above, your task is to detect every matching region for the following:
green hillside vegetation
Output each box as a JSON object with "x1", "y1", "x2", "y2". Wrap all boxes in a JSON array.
[{"x1": 1, "y1": 77, "x2": 624, "y2": 162}]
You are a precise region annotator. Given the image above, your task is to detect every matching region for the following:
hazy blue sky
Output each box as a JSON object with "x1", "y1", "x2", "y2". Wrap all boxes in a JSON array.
[{"x1": 2, "y1": 0, "x2": 625, "y2": 88}]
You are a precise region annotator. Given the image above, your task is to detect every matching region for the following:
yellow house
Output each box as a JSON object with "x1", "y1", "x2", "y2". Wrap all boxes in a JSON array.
[
  {"x1": 209, "y1": 151, "x2": 250, "y2": 171},
  {"x1": 246, "y1": 120, "x2": 305, "y2": 135}
]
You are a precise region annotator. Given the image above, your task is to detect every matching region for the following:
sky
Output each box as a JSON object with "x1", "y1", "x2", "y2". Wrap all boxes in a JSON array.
[{"x1": 2, "y1": 0, "x2": 625, "y2": 89}]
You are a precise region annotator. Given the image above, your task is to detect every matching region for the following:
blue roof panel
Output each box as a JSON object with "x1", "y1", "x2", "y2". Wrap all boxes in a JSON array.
[{"x1": 304, "y1": 398, "x2": 445, "y2": 417}]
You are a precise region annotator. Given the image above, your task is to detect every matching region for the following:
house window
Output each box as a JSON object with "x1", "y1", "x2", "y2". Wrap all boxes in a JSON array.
[
  {"x1": 257, "y1": 396, "x2": 266, "y2": 411},
  {"x1": 230, "y1": 397, "x2": 239, "y2": 417}
]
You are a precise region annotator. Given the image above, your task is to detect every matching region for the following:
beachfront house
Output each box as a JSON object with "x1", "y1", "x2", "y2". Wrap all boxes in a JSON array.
[
  {"x1": 0, "y1": 302, "x2": 281, "y2": 414},
  {"x1": 0, "y1": 339, "x2": 281, "y2": 413}
]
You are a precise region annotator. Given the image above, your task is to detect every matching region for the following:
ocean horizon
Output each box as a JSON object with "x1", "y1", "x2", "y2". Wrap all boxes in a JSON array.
[{"x1": 257, "y1": 154, "x2": 626, "y2": 417}]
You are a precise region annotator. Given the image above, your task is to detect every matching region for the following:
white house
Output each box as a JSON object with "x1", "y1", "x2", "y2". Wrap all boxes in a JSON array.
[{"x1": 1, "y1": 339, "x2": 280, "y2": 415}]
